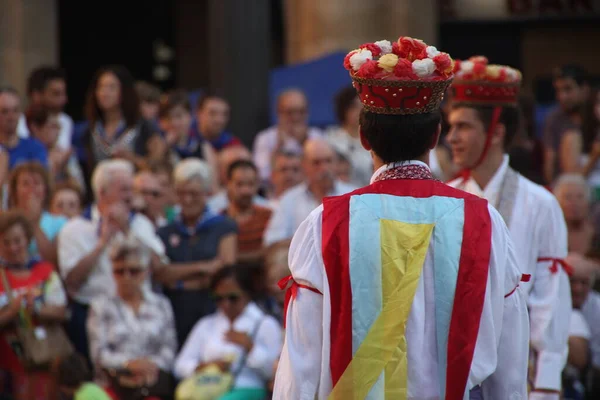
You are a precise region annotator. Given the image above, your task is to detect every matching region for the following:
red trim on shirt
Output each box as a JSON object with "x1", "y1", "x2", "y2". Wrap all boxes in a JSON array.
[
  {"x1": 322, "y1": 179, "x2": 491, "y2": 397},
  {"x1": 538, "y1": 257, "x2": 573, "y2": 276}
]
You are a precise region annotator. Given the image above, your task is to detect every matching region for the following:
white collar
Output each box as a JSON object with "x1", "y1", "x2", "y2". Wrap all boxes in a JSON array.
[
  {"x1": 468, "y1": 155, "x2": 510, "y2": 198},
  {"x1": 370, "y1": 160, "x2": 431, "y2": 185}
]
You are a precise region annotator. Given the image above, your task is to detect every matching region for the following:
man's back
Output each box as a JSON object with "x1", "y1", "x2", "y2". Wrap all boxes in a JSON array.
[{"x1": 274, "y1": 165, "x2": 529, "y2": 399}]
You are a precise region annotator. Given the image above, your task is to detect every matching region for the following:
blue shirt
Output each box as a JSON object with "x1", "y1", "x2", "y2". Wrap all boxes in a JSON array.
[
  {"x1": 5, "y1": 137, "x2": 48, "y2": 169},
  {"x1": 29, "y1": 212, "x2": 68, "y2": 259}
]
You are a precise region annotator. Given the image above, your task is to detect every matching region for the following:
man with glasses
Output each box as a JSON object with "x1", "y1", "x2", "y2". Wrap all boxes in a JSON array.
[
  {"x1": 133, "y1": 170, "x2": 167, "y2": 228},
  {"x1": 252, "y1": 89, "x2": 322, "y2": 184}
]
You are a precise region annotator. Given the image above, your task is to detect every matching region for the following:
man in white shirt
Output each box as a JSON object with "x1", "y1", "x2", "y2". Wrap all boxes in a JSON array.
[
  {"x1": 263, "y1": 138, "x2": 355, "y2": 247},
  {"x1": 446, "y1": 56, "x2": 571, "y2": 400},
  {"x1": 17, "y1": 66, "x2": 73, "y2": 150},
  {"x1": 268, "y1": 150, "x2": 303, "y2": 209},
  {"x1": 274, "y1": 38, "x2": 529, "y2": 399},
  {"x1": 253, "y1": 89, "x2": 322, "y2": 183},
  {"x1": 58, "y1": 159, "x2": 167, "y2": 361}
]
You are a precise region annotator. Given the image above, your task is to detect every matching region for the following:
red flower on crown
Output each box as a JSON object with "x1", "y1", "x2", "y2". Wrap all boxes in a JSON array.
[{"x1": 359, "y1": 43, "x2": 382, "y2": 58}]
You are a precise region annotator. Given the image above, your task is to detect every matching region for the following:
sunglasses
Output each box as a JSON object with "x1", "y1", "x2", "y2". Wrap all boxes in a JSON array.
[
  {"x1": 113, "y1": 267, "x2": 144, "y2": 277},
  {"x1": 213, "y1": 293, "x2": 242, "y2": 304}
]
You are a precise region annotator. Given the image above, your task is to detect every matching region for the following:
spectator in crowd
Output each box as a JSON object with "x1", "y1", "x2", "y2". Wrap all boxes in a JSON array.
[
  {"x1": 334, "y1": 152, "x2": 352, "y2": 184},
  {"x1": 195, "y1": 92, "x2": 242, "y2": 152},
  {"x1": 8, "y1": 162, "x2": 67, "y2": 264},
  {"x1": 135, "y1": 81, "x2": 162, "y2": 123},
  {"x1": 563, "y1": 307, "x2": 591, "y2": 400},
  {"x1": 155, "y1": 158, "x2": 237, "y2": 347},
  {"x1": 224, "y1": 160, "x2": 271, "y2": 265},
  {"x1": 325, "y1": 86, "x2": 372, "y2": 187},
  {"x1": 78, "y1": 65, "x2": 162, "y2": 200},
  {"x1": 208, "y1": 145, "x2": 270, "y2": 213},
  {"x1": 159, "y1": 90, "x2": 219, "y2": 187},
  {"x1": 87, "y1": 238, "x2": 176, "y2": 397},
  {"x1": 543, "y1": 65, "x2": 590, "y2": 183},
  {"x1": 147, "y1": 161, "x2": 178, "y2": 225},
  {"x1": 0, "y1": 211, "x2": 68, "y2": 400},
  {"x1": 569, "y1": 252, "x2": 600, "y2": 397},
  {"x1": 25, "y1": 104, "x2": 85, "y2": 189},
  {"x1": 267, "y1": 150, "x2": 302, "y2": 208},
  {"x1": 261, "y1": 242, "x2": 290, "y2": 323},
  {"x1": 264, "y1": 138, "x2": 355, "y2": 247},
  {"x1": 508, "y1": 94, "x2": 546, "y2": 185},
  {"x1": 17, "y1": 66, "x2": 73, "y2": 151},
  {"x1": 253, "y1": 89, "x2": 322, "y2": 183},
  {"x1": 58, "y1": 159, "x2": 167, "y2": 361},
  {"x1": 52, "y1": 353, "x2": 111, "y2": 400},
  {"x1": 174, "y1": 266, "x2": 282, "y2": 400},
  {"x1": 0, "y1": 86, "x2": 48, "y2": 170},
  {"x1": 133, "y1": 170, "x2": 168, "y2": 228},
  {"x1": 554, "y1": 174, "x2": 595, "y2": 255},
  {"x1": 50, "y1": 182, "x2": 84, "y2": 220}
]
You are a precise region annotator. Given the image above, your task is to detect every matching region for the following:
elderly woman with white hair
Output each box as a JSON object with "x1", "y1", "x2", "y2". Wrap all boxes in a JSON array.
[
  {"x1": 554, "y1": 174, "x2": 595, "y2": 254},
  {"x1": 87, "y1": 238, "x2": 176, "y2": 399},
  {"x1": 156, "y1": 158, "x2": 237, "y2": 347}
]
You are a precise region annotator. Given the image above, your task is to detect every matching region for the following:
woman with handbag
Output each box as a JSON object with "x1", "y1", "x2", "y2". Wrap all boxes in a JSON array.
[
  {"x1": 87, "y1": 238, "x2": 177, "y2": 400},
  {"x1": 0, "y1": 210, "x2": 71, "y2": 400},
  {"x1": 174, "y1": 266, "x2": 282, "y2": 400}
]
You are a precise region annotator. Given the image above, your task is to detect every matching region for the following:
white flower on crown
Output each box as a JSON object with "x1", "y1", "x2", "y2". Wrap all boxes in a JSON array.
[
  {"x1": 426, "y1": 46, "x2": 440, "y2": 58},
  {"x1": 374, "y1": 40, "x2": 392, "y2": 55},
  {"x1": 460, "y1": 61, "x2": 474, "y2": 74},
  {"x1": 505, "y1": 68, "x2": 519, "y2": 81},
  {"x1": 349, "y1": 49, "x2": 373, "y2": 71},
  {"x1": 412, "y1": 58, "x2": 436, "y2": 78}
]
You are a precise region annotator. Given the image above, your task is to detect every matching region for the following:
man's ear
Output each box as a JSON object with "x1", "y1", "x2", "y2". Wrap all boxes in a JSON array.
[
  {"x1": 359, "y1": 128, "x2": 372, "y2": 151},
  {"x1": 430, "y1": 123, "x2": 441, "y2": 150},
  {"x1": 491, "y1": 122, "x2": 506, "y2": 147}
]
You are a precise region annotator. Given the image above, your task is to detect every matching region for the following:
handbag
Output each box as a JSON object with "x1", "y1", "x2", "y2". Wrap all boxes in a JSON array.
[
  {"x1": 104, "y1": 367, "x2": 174, "y2": 400},
  {"x1": 0, "y1": 267, "x2": 73, "y2": 370},
  {"x1": 175, "y1": 316, "x2": 266, "y2": 400}
]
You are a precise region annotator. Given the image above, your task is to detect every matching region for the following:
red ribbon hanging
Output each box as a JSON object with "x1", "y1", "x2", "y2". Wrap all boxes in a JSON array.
[
  {"x1": 278, "y1": 275, "x2": 322, "y2": 328},
  {"x1": 537, "y1": 257, "x2": 574, "y2": 276}
]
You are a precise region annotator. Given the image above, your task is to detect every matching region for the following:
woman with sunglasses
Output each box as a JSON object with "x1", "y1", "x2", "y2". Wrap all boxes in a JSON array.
[
  {"x1": 174, "y1": 266, "x2": 282, "y2": 400},
  {"x1": 87, "y1": 238, "x2": 176, "y2": 399}
]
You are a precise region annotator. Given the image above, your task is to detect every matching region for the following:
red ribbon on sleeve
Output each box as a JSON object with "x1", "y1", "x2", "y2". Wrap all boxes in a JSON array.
[
  {"x1": 278, "y1": 275, "x2": 322, "y2": 328},
  {"x1": 537, "y1": 257, "x2": 573, "y2": 276}
]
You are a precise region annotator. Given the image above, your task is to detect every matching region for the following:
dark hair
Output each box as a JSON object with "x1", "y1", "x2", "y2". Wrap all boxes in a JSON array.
[
  {"x1": 9, "y1": 162, "x2": 52, "y2": 209},
  {"x1": 359, "y1": 110, "x2": 441, "y2": 163},
  {"x1": 159, "y1": 89, "x2": 191, "y2": 118},
  {"x1": 52, "y1": 353, "x2": 92, "y2": 389},
  {"x1": 25, "y1": 104, "x2": 53, "y2": 132},
  {"x1": 582, "y1": 86, "x2": 600, "y2": 153},
  {"x1": 84, "y1": 65, "x2": 139, "y2": 128},
  {"x1": 227, "y1": 160, "x2": 258, "y2": 181},
  {"x1": 553, "y1": 64, "x2": 588, "y2": 87},
  {"x1": 335, "y1": 86, "x2": 358, "y2": 125},
  {"x1": 0, "y1": 210, "x2": 34, "y2": 243},
  {"x1": 135, "y1": 81, "x2": 161, "y2": 103},
  {"x1": 0, "y1": 85, "x2": 19, "y2": 97},
  {"x1": 471, "y1": 105, "x2": 521, "y2": 149},
  {"x1": 27, "y1": 66, "x2": 66, "y2": 96},
  {"x1": 210, "y1": 265, "x2": 255, "y2": 296},
  {"x1": 196, "y1": 91, "x2": 228, "y2": 112}
]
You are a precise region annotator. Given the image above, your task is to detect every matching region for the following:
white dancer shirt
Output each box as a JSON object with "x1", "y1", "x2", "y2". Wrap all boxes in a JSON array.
[{"x1": 448, "y1": 155, "x2": 571, "y2": 393}]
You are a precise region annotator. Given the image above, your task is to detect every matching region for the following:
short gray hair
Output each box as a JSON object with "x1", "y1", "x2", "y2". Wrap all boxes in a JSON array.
[
  {"x1": 110, "y1": 236, "x2": 150, "y2": 269},
  {"x1": 173, "y1": 158, "x2": 212, "y2": 190},
  {"x1": 91, "y1": 159, "x2": 135, "y2": 198},
  {"x1": 554, "y1": 173, "x2": 591, "y2": 203}
]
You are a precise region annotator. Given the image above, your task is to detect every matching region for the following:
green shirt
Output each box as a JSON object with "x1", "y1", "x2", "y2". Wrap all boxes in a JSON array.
[{"x1": 74, "y1": 383, "x2": 111, "y2": 400}]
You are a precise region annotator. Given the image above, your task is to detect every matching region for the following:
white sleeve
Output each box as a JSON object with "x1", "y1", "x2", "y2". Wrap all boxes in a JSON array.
[
  {"x1": 173, "y1": 318, "x2": 208, "y2": 379},
  {"x1": 245, "y1": 317, "x2": 284, "y2": 380},
  {"x1": 263, "y1": 197, "x2": 293, "y2": 246},
  {"x1": 273, "y1": 207, "x2": 325, "y2": 399},
  {"x1": 480, "y1": 207, "x2": 530, "y2": 399},
  {"x1": 529, "y1": 198, "x2": 570, "y2": 392},
  {"x1": 57, "y1": 220, "x2": 93, "y2": 279},
  {"x1": 569, "y1": 310, "x2": 591, "y2": 340},
  {"x1": 253, "y1": 131, "x2": 273, "y2": 182}
]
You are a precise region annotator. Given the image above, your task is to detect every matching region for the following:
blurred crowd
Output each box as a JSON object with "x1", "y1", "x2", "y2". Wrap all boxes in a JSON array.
[{"x1": 0, "y1": 62, "x2": 599, "y2": 400}]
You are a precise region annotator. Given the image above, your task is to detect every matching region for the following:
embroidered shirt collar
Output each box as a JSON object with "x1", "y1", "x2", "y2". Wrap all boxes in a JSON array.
[{"x1": 370, "y1": 160, "x2": 433, "y2": 184}]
